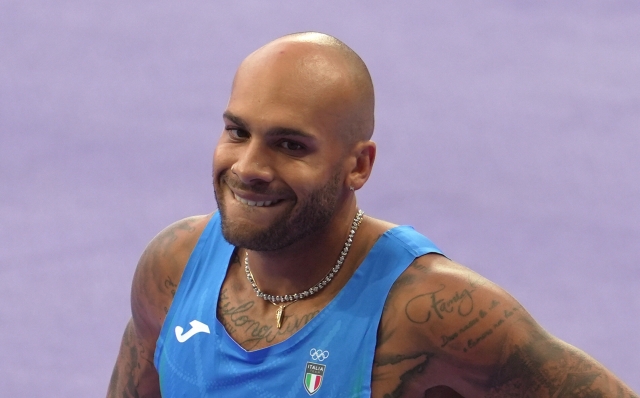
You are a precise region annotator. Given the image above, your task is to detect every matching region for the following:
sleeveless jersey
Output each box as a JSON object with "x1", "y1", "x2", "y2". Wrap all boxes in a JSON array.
[{"x1": 154, "y1": 212, "x2": 442, "y2": 397}]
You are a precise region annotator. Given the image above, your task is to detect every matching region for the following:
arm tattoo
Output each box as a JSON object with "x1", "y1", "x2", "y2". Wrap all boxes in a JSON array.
[
  {"x1": 107, "y1": 322, "x2": 158, "y2": 398},
  {"x1": 405, "y1": 284, "x2": 476, "y2": 324},
  {"x1": 373, "y1": 351, "x2": 435, "y2": 398},
  {"x1": 164, "y1": 277, "x2": 177, "y2": 298},
  {"x1": 382, "y1": 266, "x2": 638, "y2": 397},
  {"x1": 488, "y1": 336, "x2": 596, "y2": 396}
]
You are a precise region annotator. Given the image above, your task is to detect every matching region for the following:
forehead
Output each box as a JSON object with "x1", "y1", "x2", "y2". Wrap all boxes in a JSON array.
[{"x1": 226, "y1": 42, "x2": 355, "y2": 137}]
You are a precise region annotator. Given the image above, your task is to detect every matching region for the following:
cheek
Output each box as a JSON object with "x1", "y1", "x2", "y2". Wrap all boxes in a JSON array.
[
  {"x1": 285, "y1": 165, "x2": 340, "y2": 195},
  {"x1": 212, "y1": 143, "x2": 234, "y2": 175}
]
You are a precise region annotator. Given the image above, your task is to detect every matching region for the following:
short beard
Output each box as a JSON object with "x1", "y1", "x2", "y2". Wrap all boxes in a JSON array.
[{"x1": 214, "y1": 170, "x2": 342, "y2": 252}]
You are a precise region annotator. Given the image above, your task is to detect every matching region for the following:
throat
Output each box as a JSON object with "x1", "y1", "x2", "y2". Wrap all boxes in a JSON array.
[{"x1": 243, "y1": 209, "x2": 365, "y2": 304}]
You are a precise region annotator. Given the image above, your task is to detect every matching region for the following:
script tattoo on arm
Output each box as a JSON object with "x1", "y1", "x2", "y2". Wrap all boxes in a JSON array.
[
  {"x1": 375, "y1": 257, "x2": 638, "y2": 397},
  {"x1": 405, "y1": 284, "x2": 476, "y2": 324},
  {"x1": 427, "y1": 286, "x2": 638, "y2": 396}
]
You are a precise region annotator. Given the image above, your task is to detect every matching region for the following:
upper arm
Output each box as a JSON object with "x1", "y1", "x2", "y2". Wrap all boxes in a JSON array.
[
  {"x1": 375, "y1": 255, "x2": 638, "y2": 397},
  {"x1": 107, "y1": 215, "x2": 210, "y2": 398},
  {"x1": 130, "y1": 215, "x2": 209, "y2": 338}
]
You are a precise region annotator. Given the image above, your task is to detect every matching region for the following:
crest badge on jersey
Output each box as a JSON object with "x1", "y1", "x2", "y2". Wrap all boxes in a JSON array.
[
  {"x1": 304, "y1": 362, "x2": 325, "y2": 395},
  {"x1": 304, "y1": 349, "x2": 329, "y2": 395}
]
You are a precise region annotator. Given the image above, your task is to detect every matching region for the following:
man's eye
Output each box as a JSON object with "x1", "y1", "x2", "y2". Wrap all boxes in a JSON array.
[
  {"x1": 280, "y1": 141, "x2": 305, "y2": 151},
  {"x1": 226, "y1": 128, "x2": 249, "y2": 140}
]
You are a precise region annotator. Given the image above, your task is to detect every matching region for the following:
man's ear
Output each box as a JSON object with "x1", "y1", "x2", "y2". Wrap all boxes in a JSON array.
[{"x1": 347, "y1": 140, "x2": 376, "y2": 190}]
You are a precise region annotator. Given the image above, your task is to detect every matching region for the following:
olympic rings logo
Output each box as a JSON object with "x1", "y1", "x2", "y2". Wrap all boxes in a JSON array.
[{"x1": 309, "y1": 348, "x2": 330, "y2": 361}]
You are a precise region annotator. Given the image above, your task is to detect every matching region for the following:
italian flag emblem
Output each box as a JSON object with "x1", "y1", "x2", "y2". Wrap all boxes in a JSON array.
[{"x1": 303, "y1": 362, "x2": 326, "y2": 395}]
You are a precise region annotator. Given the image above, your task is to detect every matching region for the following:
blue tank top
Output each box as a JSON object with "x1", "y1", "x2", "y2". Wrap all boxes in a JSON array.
[{"x1": 154, "y1": 212, "x2": 442, "y2": 397}]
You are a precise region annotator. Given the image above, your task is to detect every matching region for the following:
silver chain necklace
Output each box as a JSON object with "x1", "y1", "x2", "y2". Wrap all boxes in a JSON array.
[{"x1": 244, "y1": 209, "x2": 365, "y2": 328}]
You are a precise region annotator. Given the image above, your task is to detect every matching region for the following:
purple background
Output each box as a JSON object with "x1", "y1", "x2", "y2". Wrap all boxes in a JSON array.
[{"x1": 1, "y1": 1, "x2": 638, "y2": 396}]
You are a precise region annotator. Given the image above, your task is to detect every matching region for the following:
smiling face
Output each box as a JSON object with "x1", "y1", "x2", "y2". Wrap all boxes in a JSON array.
[
  {"x1": 213, "y1": 35, "x2": 374, "y2": 251},
  {"x1": 215, "y1": 100, "x2": 345, "y2": 252}
]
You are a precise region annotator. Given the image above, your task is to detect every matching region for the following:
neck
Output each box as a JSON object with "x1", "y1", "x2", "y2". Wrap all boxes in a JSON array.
[{"x1": 243, "y1": 202, "x2": 363, "y2": 297}]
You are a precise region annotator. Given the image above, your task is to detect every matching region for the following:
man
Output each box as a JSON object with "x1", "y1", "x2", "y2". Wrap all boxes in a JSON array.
[{"x1": 107, "y1": 32, "x2": 637, "y2": 397}]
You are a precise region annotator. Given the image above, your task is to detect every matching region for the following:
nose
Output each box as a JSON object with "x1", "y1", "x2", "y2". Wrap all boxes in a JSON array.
[{"x1": 231, "y1": 140, "x2": 274, "y2": 185}]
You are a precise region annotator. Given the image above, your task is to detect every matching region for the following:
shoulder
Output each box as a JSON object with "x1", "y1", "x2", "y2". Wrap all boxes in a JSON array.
[
  {"x1": 378, "y1": 254, "x2": 534, "y2": 367},
  {"x1": 374, "y1": 255, "x2": 640, "y2": 396},
  {"x1": 389, "y1": 254, "x2": 532, "y2": 352},
  {"x1": 130, "y1": 214, "x2": 213, "y2": 339},
  {"x1": 374, "y1": 255, "x2": 535, "y2": 393}
]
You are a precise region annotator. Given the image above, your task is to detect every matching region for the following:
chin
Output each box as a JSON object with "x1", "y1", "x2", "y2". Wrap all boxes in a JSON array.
[{"x1": 220, "y1": 217, "x2": 290, "y2": 251}]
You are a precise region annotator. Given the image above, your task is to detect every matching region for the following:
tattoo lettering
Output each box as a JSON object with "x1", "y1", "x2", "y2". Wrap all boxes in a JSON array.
[
  {"x1": 459, "y1": 316, "x2": 480, "y2": 333},
  {"x1": 217, "y1": 289, "x2": 318, "y2": 350},
  {"x1": 440, "y1": 331, "x2": 460, "y2": 348},
  {"x1": 405, "y1": 284, "x2": 475, "y2": 324},
  {"x1": 466, "y1": 328, "x2": 493, "y2": 350},
  {"x1": 437, "y1": 298, "x2": 516, "y2": 350},
  {"x1": 461, "y1": 305, "x2": 521, "y2": 352}
]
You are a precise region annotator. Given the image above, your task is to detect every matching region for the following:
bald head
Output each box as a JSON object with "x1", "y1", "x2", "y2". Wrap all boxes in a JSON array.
[{"x1": 231, "y1": 32, "x2": 375, "y2": 143}]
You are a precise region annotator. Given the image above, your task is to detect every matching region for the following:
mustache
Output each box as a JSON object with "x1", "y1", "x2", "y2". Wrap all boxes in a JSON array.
[{"x1": 218, "y1": 171, "x2": 292, "y2": 197}]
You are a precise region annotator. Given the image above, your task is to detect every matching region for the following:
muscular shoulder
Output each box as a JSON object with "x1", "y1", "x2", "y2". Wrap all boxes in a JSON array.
[
  {"x1": 130, "y1": 214, "x2": 212, "y2": 339},
  {"x1": 374, "y1": 254, "x2": 534, "y2": 393},
  {"x1": 374, "y1": 255, "x2": 638, "y2": 396},
  {"x1": 381, "y1": 254, "x2": 529, "y2": 359}
]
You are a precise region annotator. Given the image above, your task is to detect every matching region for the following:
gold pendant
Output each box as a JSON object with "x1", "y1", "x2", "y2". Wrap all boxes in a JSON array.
[{"x1": 276, "y1": 305, "x2": 284, "y2": 329}]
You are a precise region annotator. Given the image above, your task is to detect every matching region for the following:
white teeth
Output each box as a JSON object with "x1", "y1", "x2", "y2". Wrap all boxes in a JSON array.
[{"x1": 234, "y1": 193, "x2": 277, "y2": 207}]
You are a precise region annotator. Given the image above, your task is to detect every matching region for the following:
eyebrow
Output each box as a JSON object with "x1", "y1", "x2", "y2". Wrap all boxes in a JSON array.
[
  {"x1": 223, "y1": 111, "x2": 248, "y2": 129},
  {"x1": 223, "y1": 111, "x2": 315, "y2": 140},
  {"x1": 265, "y1": 127, "x2": 314, "y2": 140}
]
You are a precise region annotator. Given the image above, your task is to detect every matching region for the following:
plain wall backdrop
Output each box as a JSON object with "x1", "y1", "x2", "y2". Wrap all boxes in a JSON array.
[{"x1": 1, "y1": 1, "x2": 638, "y2": 396}]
